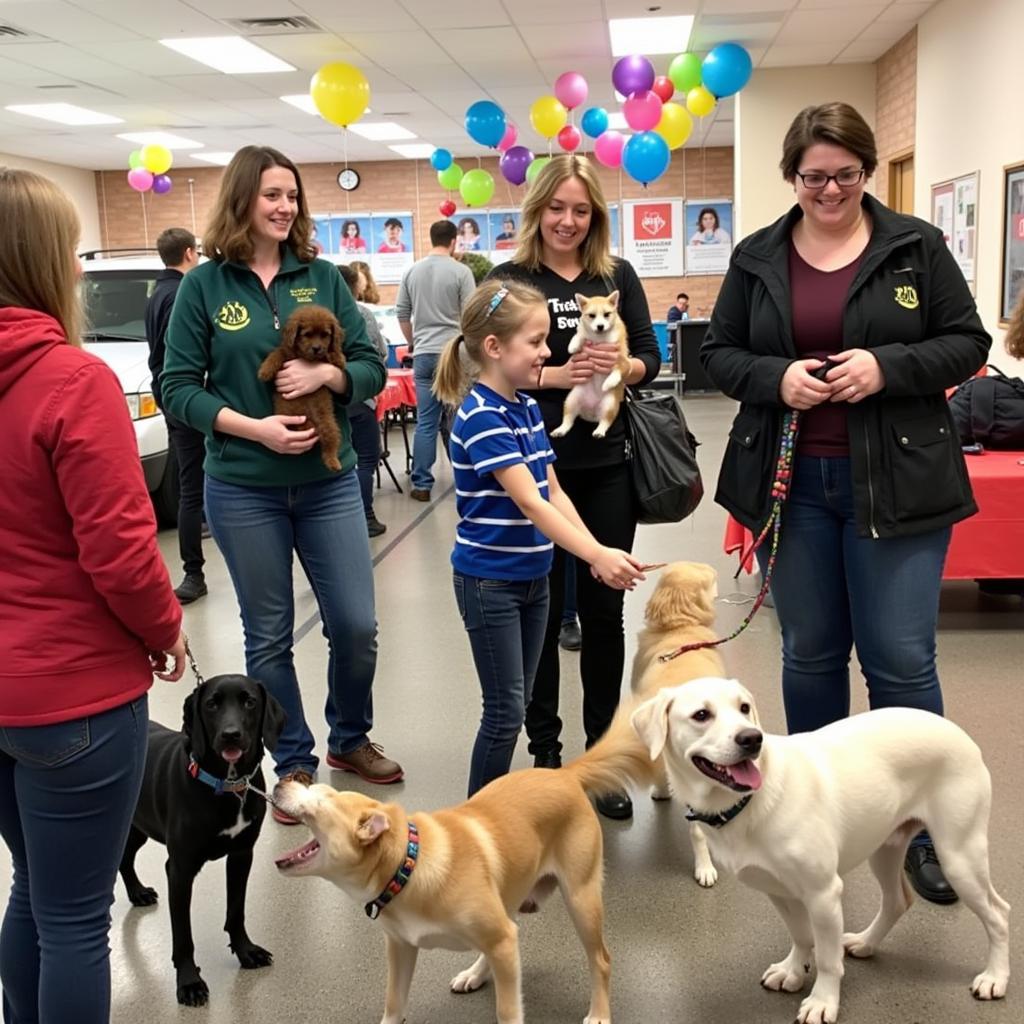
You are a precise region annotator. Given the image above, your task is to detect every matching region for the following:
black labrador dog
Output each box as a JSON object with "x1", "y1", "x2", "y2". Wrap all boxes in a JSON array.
[{"x1": 119, "y1": 674, "x2": 285, "y2": 1006}]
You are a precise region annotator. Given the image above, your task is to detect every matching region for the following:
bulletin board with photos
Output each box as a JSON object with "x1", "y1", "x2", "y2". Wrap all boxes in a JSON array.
[
  {"x1": 1001, "y1": 161, "x2": 1024, "y2": 323},
  {"x1": 930, "y1": 171, "x2": 978, "y2": 294},
  {"x1": 311, "y1": 211, "x2": 414, "y2": 284}
]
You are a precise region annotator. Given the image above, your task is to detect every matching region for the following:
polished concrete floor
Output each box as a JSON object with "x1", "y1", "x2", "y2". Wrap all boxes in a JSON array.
[{"x1": 5, "y1": 394, "x2": 1022, "y2": 1023}]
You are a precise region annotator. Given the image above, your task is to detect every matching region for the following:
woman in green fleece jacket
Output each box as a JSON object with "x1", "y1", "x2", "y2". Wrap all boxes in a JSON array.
[{"x1": 163, "y1": 146, "x2": 403, "y2": 817}]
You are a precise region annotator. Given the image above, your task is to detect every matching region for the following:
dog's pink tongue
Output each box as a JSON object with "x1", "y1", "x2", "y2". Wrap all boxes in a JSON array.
[{"x1": 729, "y1": 759, "x2": 762, "y2": 790}]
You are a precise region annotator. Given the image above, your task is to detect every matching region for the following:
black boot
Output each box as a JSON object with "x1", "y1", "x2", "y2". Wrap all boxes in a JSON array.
[
  {"x1": 174, "y1": 573, "x2": 207, "y2": 605},
  {"x1": 595, "y1": 791, "x2": 633, "y2": 820},
  {"x1": 533, "y1": 750, "x2": 562, "y2": 769},
  {"x1": 905, "y1": 842, "x2": 958, "y2": 904}
]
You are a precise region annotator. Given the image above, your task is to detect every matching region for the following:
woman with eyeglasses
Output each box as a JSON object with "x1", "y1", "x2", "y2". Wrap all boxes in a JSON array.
[{"x1": 701, "y1": 102, "x2": 990, "y2": 906}]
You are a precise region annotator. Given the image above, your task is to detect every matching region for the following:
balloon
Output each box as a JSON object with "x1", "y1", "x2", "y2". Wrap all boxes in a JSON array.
[
  {"x1": 623, "y1": 89, "x2": 663, "y2": 132},
  {"x1": 525, "y1": 156, "x2": 551, "y2": 186},
  {"x1": 499, "y1": 145, "x2": 534, "y2": 186},
  {"x1": 151, "y1": 174, "x2": 172, "y2": 195},
  {"x1": 622, "y1": 131, "x2": 670, "y2": 185},
  {"x1": 580, "y1": 106, "x2": 609, "y2": 139},
  {"x1": 612, "y1": 55, "x2": 655, "y2": 98},
  {"x1": 529, "y1": 95, "x2": 567, "y2": 139},
  {"x1": 310, "y1": 62, "x2": 370, "y2": 127},
  {"x1": 702, "y1": 43, "x2": 753, "y2": 98},
  {"x1": 140, "y1": 144, "x2": 172, "y2": 175},
  {"x1": 554, "y1": 71, "x2": 588, "y2": 111},
  {"x1": 655, "y1": 102, "x2": 693, "y2": 150},
  {"x1": 437, "y1": 163, "x2": 463, "y2": 190},
  {"x1": 557, "y1": 124, "x2": 582, "y2": 152},
  {"x1": 430, "y1": 148, "x2": 453, "y2": 171},
  {"x1": 652, "y1": 75, "x2": 675, "y2": 103},
  {"x1": 593, "y1": 130, "x2": 626, "y2": 169},
  {"x1": 686, "y1": 85, "x2": 716, "y2": 118},
  {"x1": 668, "y1": 52, "x2": 703, "y2": 94},
  {"x1": 128, "y1": 149, "x2": 144, "y2": 170},
  {"x1": 439, "y1": 199, "x2": 457, "y2": 217},
  {"x1": 459, "y1": 168, "x2": 495, "y2": 207},
  {"x1": 497, "y1": 121, "x2": 518, "y2": 152},
  {"x1": 465, "y1": 100, "x2": 506, "y2": 148},
  {"x1": 127, "y1": 168, "x2": 153, "y2": 193}
]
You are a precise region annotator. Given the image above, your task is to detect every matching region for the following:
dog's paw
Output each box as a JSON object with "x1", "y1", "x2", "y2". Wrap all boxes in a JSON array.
[
  {"x1": 175, "y1": 972, "x2": 209, "y2": 1007},
  {"x1": 694, "y1": 863, "x2": 718, "y2": 888},
  {"x1": 760, "y1": 960, "x2": 807, "y2": 993},
  {"x1": 650, "y1": 784, "x2": 672, "y2": 801},
  {"x1": 235, "y1": 943, "x2": 273, "y2": 969},
  {"x1": 583, "y1": 1016, "x2": 611, "y2": 1024},
  {"x1": 127, "y1": 885, "x2": 158, "y2": 907},
  {"x1": 591, "y1": 426, "x2": 609, "y2": 438},
  {"x1": 450, "y1": 959, "x2": 490, "y2": 994},
  {"x1": 971, "y1": 970, "x2": 1009, "y2": 1000},
  {"x1": 518, "y1": 898, "x2": 540, "y2": 914},
  {"x1": 842, "y1": 930, "x2": 875, "y2": 959},
  {"x1": 550, "y1": 425, "x2": 570, "y2": 438},
  {"x1": 796, "y1": 993, "x2": 839, "y2": 1024}
]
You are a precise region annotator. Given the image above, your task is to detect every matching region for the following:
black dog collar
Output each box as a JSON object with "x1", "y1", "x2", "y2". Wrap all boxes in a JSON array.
[
  {"x1": 365, "y1": 822, "x2": 420, "y2": 920},
  {"x1": 187, "y1": 754, "x2": 255, "y2": 796},
  {"x1": 685, "y1": 794, "x2": 752, "y2": 828}
]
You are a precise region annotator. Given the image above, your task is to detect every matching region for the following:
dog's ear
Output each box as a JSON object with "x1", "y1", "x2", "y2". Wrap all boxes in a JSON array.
[
  {"x1": 607, "y1": 289, "x2": 620, "y2": 309},
  {"x1": 330, "y1": 319, "x2": 345, "y2": 356},
  {"x1": 258, "y1": 685, "x2": 287, "y2": 753},
  {"x1": 355, "y1": 810, "x2": 390, "y2": 846},
  {"x1": 631, "y1": 690, "x2": 674, "y2": 760},
  {"x1": 181, "y1": 684, "x2": 208, "y2": 759},
  {"x1": 574, "y1": 292, "x2": 588, "y2": 314},
  {"x1": 281, "y1": 314, "x2": 300, "y2": 356}
]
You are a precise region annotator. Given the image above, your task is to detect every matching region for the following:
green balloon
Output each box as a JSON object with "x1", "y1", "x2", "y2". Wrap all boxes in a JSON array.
[
  {"x1": 128, "y1": 149, "x2": 144, "y2": 170},
  {"x1": 525, "y1": 157, "x2": 551, "y2": 187},
  {"x1": 668, "y1": 52, "x2": 702, "y2": 94},
  {"x1": 437, "y1": 163, "x2": 463, "y2": 190},
  {"x1": 459, "y1": 168, "x2": 495, "y2": 208}
]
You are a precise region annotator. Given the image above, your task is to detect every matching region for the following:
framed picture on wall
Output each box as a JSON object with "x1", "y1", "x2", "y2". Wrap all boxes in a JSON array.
[
  {"x1": 1000, "y1": 161, "x2": 1024, "y2": 323},
  {"x1": 930, "y1": 171, "x2": 978, "y2": 294}
]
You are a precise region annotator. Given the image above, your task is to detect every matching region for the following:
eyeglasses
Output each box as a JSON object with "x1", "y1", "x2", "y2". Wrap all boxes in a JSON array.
[{"x1": 795, "y1": 168, "x2": 866, "y2": 190}]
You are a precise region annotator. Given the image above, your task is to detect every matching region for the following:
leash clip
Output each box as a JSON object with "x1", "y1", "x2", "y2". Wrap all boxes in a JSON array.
[{"x1": 183, "y1": 635, "x2": 205, "y2": 689}]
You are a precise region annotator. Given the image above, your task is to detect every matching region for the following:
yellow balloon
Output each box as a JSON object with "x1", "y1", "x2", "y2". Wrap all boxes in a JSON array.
[
  {"x1": 140, "y1": 144, "x2": 172, "y2": 175},
  {"x1": 311, "y1": 62, "x2": 370, "y2": 127},
  {"x1": 655, "y1": 102, "x2": 693, "y2": 150},
  {"x1": 686, "y1": 85, "x2": 716, "y2": 119},
  {"x1": 530, "y1": 95, "x2": 567, "y2": 139}
]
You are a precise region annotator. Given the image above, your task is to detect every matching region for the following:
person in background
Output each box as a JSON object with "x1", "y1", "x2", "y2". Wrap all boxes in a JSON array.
[
  {"x1": 163, "y1": 146, "x2": 402, "y2": 822},
  {"x1": 1005, "y1": 287, "x2": 1024, "y2": 359},
  {"x1": 456, "y1": 216, "x2": 482, "y2": 252},
  {"x1": 0, "y1": 166, "x2": 185, "y2": 1024},
  {"x1": 340, "y1": 219, "x2": 367, "y2": 253},
  {"x1": 495, "y1": 215, "x2": 517, "y2": 248},
  {"x1": 666, "y1": 291, "x2": 689, "y2": 323},
  {"x1": 700, "y1": 102, "x2": 991, "y2": 904},
  {"x1": 350, "y1": 259, "x2": 380, "y2": 304},
  {"x1": 433, "y1": 279, "x2": 644, "y2": 795},
  {"x1": 689, "y1": 206, "x2": 731, "y2": 245},
  {"x1": 145, "y1": 226, "x2": 206, "y2": 604},
  {"x1": 339, "y1": 261, "x2": 388, "y2": 537},
  {"x1": 559, "y1": 557, "x2": 582, "y2": 651},
  {"x1": 489, "y1": 154, "x2": 661, "y2": 820},
  {"x1": 377, "y1": 218, "x2": 407, "y2": 254},
  {"x1": 396, "y1": 219, "x2": 475, "y2": 502}
]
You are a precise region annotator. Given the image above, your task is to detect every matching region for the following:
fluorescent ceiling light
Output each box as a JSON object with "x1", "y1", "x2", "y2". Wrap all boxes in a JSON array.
[
  {"x1": 389, "y1": 143, "x2": 436, "y2": 159},
  {"x1": 5, "y1": 103, "x2": 123, "y2": 125},
  {"x1": 192, "y1": 151, "x2": 236, "y2": 165},
  {"x1": 280, "y1": 94, "x2": 371, "y2": 117},
  {"x1": 609, "y1": 16, "x2": 694, "y2": 57},
  {"x1": 118, "y1": 131, "x2": 204, "y2": 149},
  {"x1": 347, "y1": 121, "x2": 416, "y2": 141},
  {"x1": 161, "y1": 36, "x2": 294, "y2": 74},
  {"x1": 606, "y1": 112, "x2": 629, "y2": 131}
]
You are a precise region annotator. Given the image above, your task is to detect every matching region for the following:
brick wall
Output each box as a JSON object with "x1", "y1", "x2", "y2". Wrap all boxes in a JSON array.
[
  {"x1": 875, "y1": 27, "x2": 917, "y2": 208},
  {"x1": 95, "y1": 146, "x2": 732, "y2": 317}
]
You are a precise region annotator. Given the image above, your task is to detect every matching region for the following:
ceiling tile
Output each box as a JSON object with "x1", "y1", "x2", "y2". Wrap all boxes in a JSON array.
[{"x1": 760, "y1": 42, "x2": 845, "y2": 66}]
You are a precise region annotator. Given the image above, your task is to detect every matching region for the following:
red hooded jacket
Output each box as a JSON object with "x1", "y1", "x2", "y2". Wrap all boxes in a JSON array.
[{"x1": 0, "y1": 307, "x2": 181, "y2": 726}]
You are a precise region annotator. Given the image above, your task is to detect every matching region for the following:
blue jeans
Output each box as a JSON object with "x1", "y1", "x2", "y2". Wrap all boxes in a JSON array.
[
  {"x1": 759, "y1": 456, "x2": 950, "y2": 735},
  {"x1": 205, "y1": 472, "x2": 378, "y2": 775},
  {"x1": 0, "y1": 697, "x2": 148, "y2": 1024},
  {"x1": 454, "y1": 573, "x2": 550, "y2": 796},
  {"x1": 411, "y1": 352, "x2": 442, "y2": 492}
]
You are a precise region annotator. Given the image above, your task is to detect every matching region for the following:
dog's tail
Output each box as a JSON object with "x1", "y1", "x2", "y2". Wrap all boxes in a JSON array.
[{"x1": 562, "y1": 698, "x2": 656, "y2": 796}]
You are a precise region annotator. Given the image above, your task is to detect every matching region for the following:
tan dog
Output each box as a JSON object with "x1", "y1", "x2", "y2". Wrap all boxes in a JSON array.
[
  {"x1": 272, "y1": 708, "x2": 655, "y2": 1024},
  {"x1": 551, "y1": 291, "x2": 632, "y2": 439},
  {"x1": 257, "y1": 305, "x2": 346, "y2": 471},
  {"x1": 631, "y1": 561, "x2": 726, "y2": 887}
]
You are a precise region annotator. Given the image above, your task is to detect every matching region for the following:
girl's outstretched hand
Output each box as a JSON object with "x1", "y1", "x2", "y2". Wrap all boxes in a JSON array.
[{"x1": 590, "y1": 549, "x2": 646, "y2": 590}]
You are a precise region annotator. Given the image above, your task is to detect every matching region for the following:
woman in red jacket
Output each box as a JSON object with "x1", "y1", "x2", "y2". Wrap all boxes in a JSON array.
[{"x1": 0, "y1": 168, "x2": 185, "y2": 1023}]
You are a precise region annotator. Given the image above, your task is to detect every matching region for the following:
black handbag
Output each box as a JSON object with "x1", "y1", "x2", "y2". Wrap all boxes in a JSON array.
[
  {"x1": 623, "y1": 388, "x2": 703, "y2": 524},
  {"x1": 949, "y1": 366, "x2": 1024, "y2": 449}
]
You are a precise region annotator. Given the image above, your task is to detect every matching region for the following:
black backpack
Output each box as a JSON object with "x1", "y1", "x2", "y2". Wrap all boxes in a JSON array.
[{"x1": 949, "y1": 366, "x2": 1024, "y2": 449}]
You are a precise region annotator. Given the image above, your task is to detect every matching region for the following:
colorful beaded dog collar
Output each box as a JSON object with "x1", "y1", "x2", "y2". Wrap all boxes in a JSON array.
[{"x1": 365, "y1": 821, "x2": 420, "y2": 920}]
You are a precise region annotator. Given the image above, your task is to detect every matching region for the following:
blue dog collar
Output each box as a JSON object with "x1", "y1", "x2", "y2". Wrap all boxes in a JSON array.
[{"x1": 188, "y1": 754, "x2": 254, "y2": 796}]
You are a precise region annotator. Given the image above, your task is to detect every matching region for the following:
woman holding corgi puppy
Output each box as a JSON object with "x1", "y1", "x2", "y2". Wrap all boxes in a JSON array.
[
  {"x1": 488, "y1": 155, "x2": 661, "y2": 819},
  {"x1": 434, "y1": 279, "x2": 646, "y2": 795}
]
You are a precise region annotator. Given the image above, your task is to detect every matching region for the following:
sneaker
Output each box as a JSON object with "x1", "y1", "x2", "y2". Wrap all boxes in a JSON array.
[
  {"x1": 409, "y1": 488, "x2": 431, "y2": 502},
  {"x1": 174, "y1": 573, "x2": 207, "y2": 605},
  {"x1": 558, "y1": 619, "x2": 582, "y2": 651},
  {"x1": 326, "y1": 742, "x2": 404, "y2": 784},
  {"x1": 272, "y1": 768, "x2": 314, "y2": 825},
  {"x1": 367, "y1": 517, "x2": 387, "y2": 537}
]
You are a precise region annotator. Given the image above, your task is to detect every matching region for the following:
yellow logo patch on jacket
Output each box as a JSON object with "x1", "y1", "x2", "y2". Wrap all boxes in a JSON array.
[
  {"x1": 894, "y1": 285, "x2": 919, "y2": 310},
  {"x1": 216, "y1": 301, "x2": 251, "y2": 331}
]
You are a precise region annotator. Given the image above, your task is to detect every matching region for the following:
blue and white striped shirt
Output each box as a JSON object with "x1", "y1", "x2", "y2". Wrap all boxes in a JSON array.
[{"x1": 450, "y1": 383, "x2": 557, "y2": 581}]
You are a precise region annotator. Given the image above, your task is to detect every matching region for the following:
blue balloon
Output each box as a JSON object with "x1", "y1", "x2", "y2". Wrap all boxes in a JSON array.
[
  {"x1": 580, "y1": 107, "x2": 609, "y2": 139},
  {"x1": 465, "y1": 100, "x2": 506, "y2": 148},
  {"x1": 701, "y1": 43, "x2": 753, "y2": 99},
  {"x1": 622, "y1": 131, "x2": 670, "y2": 185},
  {"x1": 430, "y1": 148, "x2": 453, "y2": 171}
]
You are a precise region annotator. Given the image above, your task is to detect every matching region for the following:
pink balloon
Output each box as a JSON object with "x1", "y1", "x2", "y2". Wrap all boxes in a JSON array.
[
  {"x1": 593, "y1": 130, "x2": 626, "y2": 169},
  {"x1": 623, "y1": 89, "x2": 663, "y2": 132},
  {"x1": 497, "y1": 121, "x2": 518, "y2": 153},
  {"x1": 557, "y1": 124, "x2": 582, "y2": 152},
  {"x1": 127, "y1": 168, "x2": 153, "y2": 193},
  {"x1": 554, "y1": 71, "x2": 588, "y2": 111}
]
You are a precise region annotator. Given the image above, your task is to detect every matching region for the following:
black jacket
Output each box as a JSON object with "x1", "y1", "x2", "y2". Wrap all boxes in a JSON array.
[
  {"x1": 701, "y1": 194, "x2": 991, "y2": 539},
  {"x1": 144, "y1": 268, "x2": 184, "y2": 407}
]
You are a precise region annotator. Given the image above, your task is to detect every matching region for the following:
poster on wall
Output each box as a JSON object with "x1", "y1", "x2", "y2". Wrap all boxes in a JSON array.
[
  {"x1": 685, "y1": 200, "x2": 733, "y2": 275},
  {"x1": 1001, "y1": 162, "x2": 1024, "y2": 322},
  {"x1": 930, "y1": 181, "x2": 954, "y2": 253},
  {"x1": 488, "y1": 210, "x2": 519, "y2": 256},
  {"x1": 311, "y1": 211, "x2": 415, "y2": 283},
  {"x1": 622, "y1": 198, "x2": 683, "y2": 277},
  {"x1": 930, "y1": 172, "x2": 978, "y2": 293},
  {"x1": 608, "y1": 203, "x2": 621, "y2": 256}
]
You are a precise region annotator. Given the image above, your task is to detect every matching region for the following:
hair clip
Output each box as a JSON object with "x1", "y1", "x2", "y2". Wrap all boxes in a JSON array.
[{"x1": 486, "y1": 285, "x2": 510, "y2": 318}]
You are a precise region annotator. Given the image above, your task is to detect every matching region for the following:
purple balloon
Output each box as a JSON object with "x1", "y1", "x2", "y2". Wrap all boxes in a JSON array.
[
  {"x1": 612, "y1": 55, "x2": 655, "y2": 98},
  {"x1": 499, "y1": 144, "x2": 534, "y2": 186},
  {"x1": 152, "y1": 174, "x2": 173, "y2": 195}
]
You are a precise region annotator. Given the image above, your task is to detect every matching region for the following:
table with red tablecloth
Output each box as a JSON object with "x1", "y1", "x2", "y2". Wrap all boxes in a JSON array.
[
  {"x1": 723, "y1": 450, "x2": 1024, "y2": 580},
  {"x1": 374, "y1": 368, "x2": 417, "y2": 484}
]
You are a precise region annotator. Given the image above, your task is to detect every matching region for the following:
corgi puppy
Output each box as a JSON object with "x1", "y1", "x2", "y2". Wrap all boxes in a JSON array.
[{"x1": 551, "y1": 291, "x2": 633, "y2": 439}]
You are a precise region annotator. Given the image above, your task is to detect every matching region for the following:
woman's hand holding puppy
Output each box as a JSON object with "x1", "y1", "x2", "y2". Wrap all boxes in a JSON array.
[{"x1": 273, "y1": 359, "x2": 346, "y2": 400}]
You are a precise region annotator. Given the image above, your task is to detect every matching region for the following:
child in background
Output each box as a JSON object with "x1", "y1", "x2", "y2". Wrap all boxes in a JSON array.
[{"x1": 433, "y1": 279, "x2": 646, "y2": 796}]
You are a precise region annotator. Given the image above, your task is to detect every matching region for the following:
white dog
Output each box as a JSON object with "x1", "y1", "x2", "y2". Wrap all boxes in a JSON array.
[{"x1": 632, "y1": 677, "x2": 1010, "y2": 1024}]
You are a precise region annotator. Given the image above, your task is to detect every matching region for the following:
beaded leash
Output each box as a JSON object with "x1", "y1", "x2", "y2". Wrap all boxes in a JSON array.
[{"x1": 659, "y1": 410, "x2": 799, "y2": 664}]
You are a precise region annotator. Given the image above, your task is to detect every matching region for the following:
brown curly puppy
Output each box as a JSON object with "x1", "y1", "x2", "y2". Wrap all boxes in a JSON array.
[{"x1": 258, "y1": 305, "x2": 346, "y2": 471}]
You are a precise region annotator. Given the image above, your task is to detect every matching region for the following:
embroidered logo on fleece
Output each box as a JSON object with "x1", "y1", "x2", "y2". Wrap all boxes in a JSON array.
[
  {"x1": 894, "y1": 285, "x2": 919, "y2": 310},
  {"x1": 216, "y1": 301, "x2": 251, "y2": 331}
]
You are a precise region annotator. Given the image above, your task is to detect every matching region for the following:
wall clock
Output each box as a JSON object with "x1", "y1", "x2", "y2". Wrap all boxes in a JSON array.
[{"x1": 337, "y1": 168, "x2": 360, "y2": 191}]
